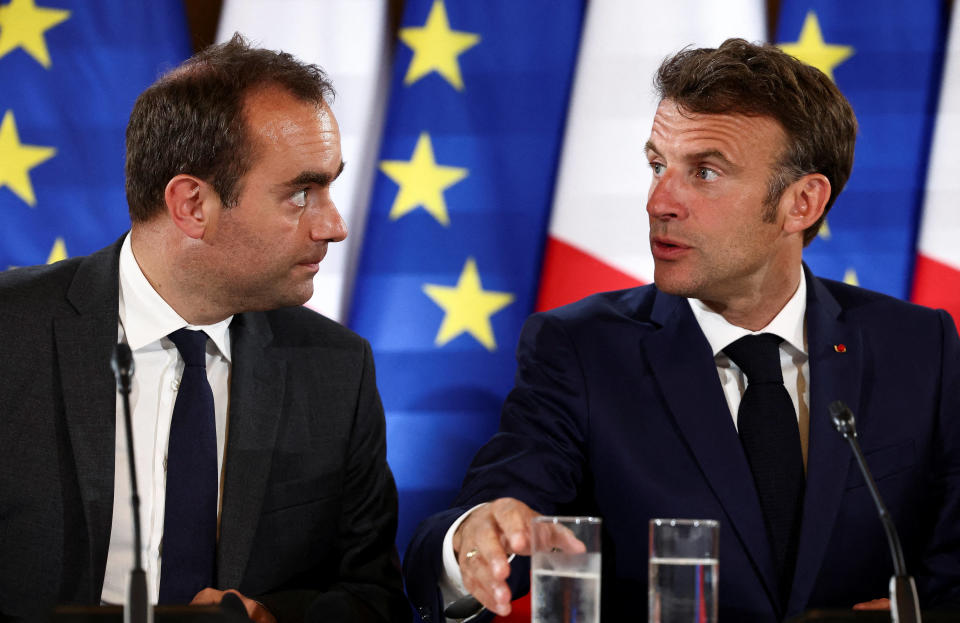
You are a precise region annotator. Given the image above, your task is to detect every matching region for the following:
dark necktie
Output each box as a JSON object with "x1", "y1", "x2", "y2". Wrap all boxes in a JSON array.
[
  {"x1": 158, "y1": 328, "x2": 217, "y2": 603},
  {"x1": 724, "y1": 333, "x2": 804, "y2": 605}
]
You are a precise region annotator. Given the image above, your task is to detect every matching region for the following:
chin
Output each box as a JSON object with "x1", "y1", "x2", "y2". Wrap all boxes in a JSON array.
[{"x1": 653, "y1": 266, "x2": 694, "y2": 297}]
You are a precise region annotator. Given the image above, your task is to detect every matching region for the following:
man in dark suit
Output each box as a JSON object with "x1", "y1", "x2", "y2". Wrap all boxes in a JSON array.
[
  {"x1": 403, "y1": 39, "x2": 960, "y2": 622},
  {"x1": 0, "y1": 36, "x2": 408, "y2": 623}
]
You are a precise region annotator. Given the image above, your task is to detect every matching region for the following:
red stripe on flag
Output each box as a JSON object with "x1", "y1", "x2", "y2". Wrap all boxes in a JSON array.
[
  {"x1": 536, "y1": 236, "x2": 645, "y2": 312},
  {"x1": 912, "y1": 254, "x2": 960, "y2": 326}
]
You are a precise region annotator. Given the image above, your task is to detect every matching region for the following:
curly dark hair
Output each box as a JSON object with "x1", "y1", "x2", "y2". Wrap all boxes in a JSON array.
[
  {"x1": 125, "y1": 33, "x2": 335, "y2": 223},
  {"x1": 655, "y1": 38, "x2": 857, "y2": 245}
]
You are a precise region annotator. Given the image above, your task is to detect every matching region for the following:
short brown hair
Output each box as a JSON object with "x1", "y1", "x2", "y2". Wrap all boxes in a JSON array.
[
  {"x1": 655, "y1": 38, "x2": 857, "y2": 245},
  {"x1": 125, "y1": 33, "x2": 335, "y2": 223}
]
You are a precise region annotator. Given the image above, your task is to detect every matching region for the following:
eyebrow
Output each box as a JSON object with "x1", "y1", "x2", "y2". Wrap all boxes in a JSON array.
[
  {"x1": 283, "y1": 161, "x2": 346, "y2": 189},
  {"x1": 644, "y1": 141, "x2": 738, "y2": 170}
]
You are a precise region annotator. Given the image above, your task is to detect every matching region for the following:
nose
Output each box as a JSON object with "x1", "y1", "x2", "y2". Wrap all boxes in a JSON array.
[
  {"x1": 646, "y1": 171, "x2": 685, "y2": 222},
  {"x1": 310, "y1": 201, "x2": 348, "y2": 243}
]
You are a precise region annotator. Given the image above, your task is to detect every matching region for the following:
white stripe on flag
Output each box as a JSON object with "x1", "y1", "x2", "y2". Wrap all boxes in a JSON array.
[{"x1": 916, "y1": 6, "x2": 960, "y2": 272}]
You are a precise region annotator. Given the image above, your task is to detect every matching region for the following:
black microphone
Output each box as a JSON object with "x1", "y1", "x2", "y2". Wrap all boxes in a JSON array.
[
  {"x1": 219, "y1": 592, "x2": 247, "y2": 618},
  {"x1": 828, "y1": 400, "x2": 921, "y2": 623},
  {"x1": 112, "y1": 343, "x2": 151, "y2": 623}
]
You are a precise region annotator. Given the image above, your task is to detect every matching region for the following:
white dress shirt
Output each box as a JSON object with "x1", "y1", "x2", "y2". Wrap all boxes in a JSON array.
[
  {"x1": 101, "y1": 234, "x2": 233, "y2": 604},
  {"x1": 687, "y1": 269, "x2": 810, "y2": 466},
  {"x1": 438, "y1": 270, "x2": 811, "y2": 614}
]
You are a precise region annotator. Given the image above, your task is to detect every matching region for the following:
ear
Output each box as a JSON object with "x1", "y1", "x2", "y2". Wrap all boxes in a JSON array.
[
  {"x1": 164, "y1": 174, "x2": 219, "y2": 239},
  {"x1": 781, "y1": 173, "x2": 831, "y2": 235}
]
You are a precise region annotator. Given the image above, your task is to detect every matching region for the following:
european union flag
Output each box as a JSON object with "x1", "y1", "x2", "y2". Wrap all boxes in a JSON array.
[
  {"x1": 0, "y1": 0, "x2": 190, "y2": 268},
  {"x1": 348, "y1": 0, "x2": 584, "y2": 550},
  {"x1": 775, "y1": 0, "x2": 947, "y2": 298}
]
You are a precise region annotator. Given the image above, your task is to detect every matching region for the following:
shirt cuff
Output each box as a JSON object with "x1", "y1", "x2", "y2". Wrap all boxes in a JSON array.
[{"x1": 440, "y1": 503, "x2": 487, "y2": 600}]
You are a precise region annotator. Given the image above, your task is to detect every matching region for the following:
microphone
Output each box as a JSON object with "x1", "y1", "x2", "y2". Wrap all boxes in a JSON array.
[
  {"x1": 828, "y1": 400, "x2": 921, "y2": 623},
  {"x1": 219, "y1": 592, "x2": 247, "y2": 617},
  {"x1": 112, "y1": 343, "x2": 151, "y2": 623}
]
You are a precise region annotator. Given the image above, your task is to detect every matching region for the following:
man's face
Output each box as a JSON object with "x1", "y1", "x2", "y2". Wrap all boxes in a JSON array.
[
  {"x1": 201, "y1": 86, "x2": 346, "y2": 312},
  {"x1": 645, "y1": 99, "x2": 792, "y2": 307}
]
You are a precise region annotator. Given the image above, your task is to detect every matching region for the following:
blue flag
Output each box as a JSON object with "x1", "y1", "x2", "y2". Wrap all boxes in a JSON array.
[
  {"x1": 0, "y1": 0, "x2": 191, "y2": 268},
  {"x1": 348, "y1": 0, "x2": 584, "y2": 550},
  {"x1": 775, "y1": 0, "x2": 947, "y2": 298}
]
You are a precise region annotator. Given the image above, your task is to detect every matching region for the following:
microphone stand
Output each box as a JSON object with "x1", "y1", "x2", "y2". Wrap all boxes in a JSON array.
[
  {"x1": 829, "y1": 401, "x2": 921, "y2": 623},
  {"x1": 113, "y1": 344, "x2": 152, "y2": 623}
]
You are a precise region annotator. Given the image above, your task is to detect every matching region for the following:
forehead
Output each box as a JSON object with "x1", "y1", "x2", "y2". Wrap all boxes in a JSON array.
[
  {"x1": 648, "y1": 99, "x2": 786, "y2": 164},
  {"x1": 242, "y1": 85, "x2": 340, "y2": 155}
]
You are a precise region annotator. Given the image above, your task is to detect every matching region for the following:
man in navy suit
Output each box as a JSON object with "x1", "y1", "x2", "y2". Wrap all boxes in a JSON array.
[{"x1": 403, "y1": 39, "x2": 960, "y2": 622}]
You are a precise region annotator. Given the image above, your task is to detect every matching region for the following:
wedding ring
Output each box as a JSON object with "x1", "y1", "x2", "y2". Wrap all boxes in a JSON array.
[{"x1": 464, "y1": 548, "x2": 480, "y2": 560}]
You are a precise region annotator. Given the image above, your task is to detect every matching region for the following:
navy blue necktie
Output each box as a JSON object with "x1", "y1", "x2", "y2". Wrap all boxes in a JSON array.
[
  {"x1": 158, "y1": 328, "x2": 217, "y2": 604},
  {"x1": 724, "y1": 333, "x2": 804, "y2": 605}
]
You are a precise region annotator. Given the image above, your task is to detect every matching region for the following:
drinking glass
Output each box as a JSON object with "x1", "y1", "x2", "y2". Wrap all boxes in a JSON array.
[
  {"x1": 648, "y1": 518, "x2": 719, "y2": 623},
  {"x1": 531, "y1": 516, "x2": 602, "y2": 623}
]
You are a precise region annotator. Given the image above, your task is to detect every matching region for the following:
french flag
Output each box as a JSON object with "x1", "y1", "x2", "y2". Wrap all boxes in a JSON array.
[{"x1": 912, "y1": 6, "x2": 960, "y2": 326}]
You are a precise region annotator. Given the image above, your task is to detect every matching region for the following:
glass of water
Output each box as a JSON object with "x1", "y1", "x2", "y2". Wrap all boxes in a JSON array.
[
  {"x1": 648, "y1": 518, "x2": 719, "y2": 623},
  {"x1": 530, "y1": 516, "x2": 602, "y2": 623}
]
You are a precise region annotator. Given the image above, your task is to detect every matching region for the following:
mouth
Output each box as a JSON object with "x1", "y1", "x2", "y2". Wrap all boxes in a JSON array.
[
  {"x1": 298, "y1": 245, "x2": 328, "y2": 271},
  {"x1": 650, "y1": 236, "x2": 692, "y2": 260}
]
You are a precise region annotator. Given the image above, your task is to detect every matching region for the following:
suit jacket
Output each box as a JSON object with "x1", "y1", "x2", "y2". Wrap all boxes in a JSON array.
[
  {"x1": 0, "y1": 238, "x2": 410, "y2": 622},
  {"x1": 404, "y1": 269, "x2": 960, "y2": 622}
]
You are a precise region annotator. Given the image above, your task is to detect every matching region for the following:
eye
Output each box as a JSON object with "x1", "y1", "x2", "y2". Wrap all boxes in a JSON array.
[
  {"x1": 649, "y1": 162, "x2": 665, "y2": 176},
  {"x1": 291, "y1": 189, "x2": 308, "y2": 207},
  {"x1": 696, "y1": 167, "x2": 719, "y2": 181}
]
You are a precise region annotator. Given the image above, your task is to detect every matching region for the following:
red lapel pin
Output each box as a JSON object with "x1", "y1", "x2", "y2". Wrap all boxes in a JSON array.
[{"x1": 833, "y1": 344, "x2": 847, "y2": 353}]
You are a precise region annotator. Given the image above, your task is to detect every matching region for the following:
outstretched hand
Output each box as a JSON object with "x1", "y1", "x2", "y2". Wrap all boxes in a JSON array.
[{"x1": 451, "y1": 498, "x2": 586, "y2": 617}]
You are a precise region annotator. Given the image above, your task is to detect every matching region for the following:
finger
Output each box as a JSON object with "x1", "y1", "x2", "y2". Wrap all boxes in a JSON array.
[
  {"x1": 247, "y1": 600, "x2": 277, "y2": 623},
  {"x1": 492, "y1": 501, "x2": 537, "y2": 556},
  {"x1": 550, "y1": 523, "x2": 587, "y2": 554},
  {"x1": 223, "y1": 590, "x2": 276, "y2": 623},
  {"x1": 852, "y1": 598, "x2": 890, "y2": 611},
  {"x1": 190, "y1": 588, "x2": 223, "y2": 605},
  {"x1": 461, "y1": 511, "x2": 511, "y2": 580},
  {"x1": 459, "y1": 549, "x2": 513, "y2": 617}
]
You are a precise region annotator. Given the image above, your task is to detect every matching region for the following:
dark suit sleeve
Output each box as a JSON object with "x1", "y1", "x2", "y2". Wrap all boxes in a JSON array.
[
  {"x1": 257, "y1": 340, "x2": 410, "y2": 623},
  {"x1": 915, "y1": 309, "x2": 960, "y2": 609},
  {"x1": 403, "y1": 312, "x2": 589, "y2": 621}
]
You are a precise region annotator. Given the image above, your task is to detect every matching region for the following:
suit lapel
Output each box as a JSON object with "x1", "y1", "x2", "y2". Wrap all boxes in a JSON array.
[
  {"x1": 217, "y1": 312, "x2": 286, "y2": 588},
  {"x1": 788, "y1": 271, "x2": 862, "y2": 614},
  {"x1": 644, "y1": 290, "x2": 780, "y2": 610},
  {"x1": 56, "y1": 240, "x2": 124, "y2": 599}
]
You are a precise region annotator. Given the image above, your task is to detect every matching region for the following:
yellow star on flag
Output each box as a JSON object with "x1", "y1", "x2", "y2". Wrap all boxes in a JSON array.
[
  {"x1": 379, "y1": 132, "x2": 467, "y2": 226},
  {"x1": 843, "y1": 267, "x2": 859, "y2": 286},
  {"x1": 0, "y1": 109, "x2": 56, "y2": 206},
  {"x1": 778, "y1": 11, "x2": 854, "y2": 81},
  {"x1": 818, "y1": 218, "x2": 831, "y2": 240},
  {"x1": 422, "y1": 257, "x2": 515, "y2": 351},
  {"x1": 46, "y1": 236, "x2": 66, "y2": 263},
  {"x1": 0, "y1": 0, "x2": 70, "y2": 69},
  {"x1": 399, "y1": 0, "x2": 479, "y2": 90}
]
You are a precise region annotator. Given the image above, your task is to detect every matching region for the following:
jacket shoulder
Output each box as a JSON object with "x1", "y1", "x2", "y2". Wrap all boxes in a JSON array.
[
  {"x1": 816, "y1": 276, "x2": 946, "y2": 324},
  {"x1": 262, "y1": 305, "x2": 371, "y2": 351},
  {"x1": 0, "y1": 258, "x2": 86, "y2": 317},
  {"x1": 537, "y1": 284, "x2": 660, "y2": 331}
]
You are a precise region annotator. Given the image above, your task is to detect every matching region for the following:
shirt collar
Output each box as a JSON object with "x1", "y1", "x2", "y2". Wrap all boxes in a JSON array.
[
  {"x1": 118, "y1": 233, "x2": 233, "y2": 361},
  {"x1": 688, "y1": 267, "x2": 807, "y2": 357}
]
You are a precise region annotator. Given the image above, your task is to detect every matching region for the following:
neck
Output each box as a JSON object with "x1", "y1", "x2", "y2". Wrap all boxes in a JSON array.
[
  {"x1": 130, "y1": 225, "x2": 231, "y2": 326},
  {"x1": 702, "y1": 263, "x2": 803, "y2": 332}
]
